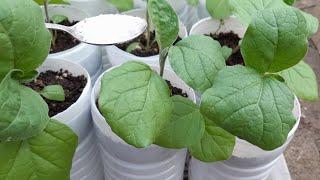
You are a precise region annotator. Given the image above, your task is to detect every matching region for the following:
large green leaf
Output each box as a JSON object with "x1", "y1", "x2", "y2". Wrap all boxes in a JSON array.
[
  {"x1": 301, "y1": 11, "x2": 319, "y2": 37},
  {"x1": 98, "y1": 61, "x2": 173, "y2": 148},
  {"x1": 229, "y1": 0, "x2": 285, "y2": 26},
  {"x1": 0, "y1": 0, "x2": 51, "y2": 81},
  {"x1": 189, "y1": 119, "x2": 235, "y2": 162},
  {"x1": 206, "y1": 0, "x2": 232, "y2": 19},
  {"x1": 155, "y1": 96, "x2": 205, "y2": 149},
  {"x1": 148, "y1": 0, "x2": 179, "y2": 50},
  {"x1": 0, "y1": 70, "x2": 50, "y2": 141},
  {"x1": 279, "y1": 61, "x2": 318, "y2": 101},
  {"x1": 106, "y1": 0, "x2": 134, "y2": 12},
  {"x1": 200, "y1": 66, "x2": 296, "y2": 150},
  {"x1": 0, "y1": 119, "x2": 78, "y2": 180},
  {"x1": 34, "y1": 0, "x2": 68, "y2": 5},
  {"x1": 169, "y1": 35, "x2": 225, "y2": 94},
  {"x1": 241, "y1": 7, "x2": 308, "y2": 73}
]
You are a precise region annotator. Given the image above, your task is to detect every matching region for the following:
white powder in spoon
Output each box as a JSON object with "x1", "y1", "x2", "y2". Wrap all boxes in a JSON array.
[{"x1": 74, "y1": 14, "x2": 147, "y2": 45}]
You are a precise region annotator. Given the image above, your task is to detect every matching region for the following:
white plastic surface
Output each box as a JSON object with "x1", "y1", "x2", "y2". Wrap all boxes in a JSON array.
[
  {"x1": 40, "y1": 59, "x2": 103, "y2": 180},
  {"x1": 46, "y1": 5, "x2": 103, "y2": 80},
  {"x1": 105, "y1": 9, "x2": 188, "y2": 69},
  {"x1": 188, "y1": 99, "x2": 301, "y2": 180},
  {"x1": 91, "y1": 65, "x2": 196, "y2": 180}
]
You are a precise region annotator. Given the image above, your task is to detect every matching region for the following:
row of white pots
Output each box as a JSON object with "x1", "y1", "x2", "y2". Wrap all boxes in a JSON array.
[{"x1": 41, "y1": 4, "x2": 301, "y2": 180}]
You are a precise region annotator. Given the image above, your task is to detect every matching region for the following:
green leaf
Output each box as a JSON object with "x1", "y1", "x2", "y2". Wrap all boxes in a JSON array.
[
  {"x1": 148, "y1": 0, "x2": 179, "y2": 50},
  {"x1": 34, "y1": 0, "x2": 68, "y2": 5},
  {"x1": 39, "y1": 85, "x2": 65, "y2": 102},
  {"x1": 0, "y1": 70, "x2": 50, "y2": 141},
  {"x1": 155, "y1": 96, "x2": 205, "y2": 149},
  {"x1": 283, "y1": 0, "x2": 295, "y2": 5},
  {"x1": 200, "y1": 66, "x2": 297, "y2": 150},
  {"x1": 186, "y1": 0, "x2": 199, "y2": 6},
  {"x1": 279, "y1": 61, "x2": 318, "y2": 101},
  {"x1": 14, "y1": 70, "x2": 39, "y2": 83},
  {"x1": 189, "y1": 119, "x2": 235, "y2": 162},
  {"x1": 229, "y1": 0, "x2": 285, "y2": 26},
  {"x1": 0, "y1": 0, "x2": 51, "y2": 81},
  {"x1": 221, "y1": 46, "x2": 232, "y2": 60},
  {"x1": 0, "y1": 119, "x2": 78, "y2": 180},
  {"x1": 169, "y1": 35, "x2": 226, "y2": 93},
  {"x1": 206, "y1": 0, "x2": 232, "y2": 19},
  {"x1": 241, "y1": 7, "x2": 308, "y2": 73},
  {"x1": 126, "y1": 42, "x2": 141, "y2": 53},
  {"x1": 51, "y1": 14, "x2": 68, "y2": 24},
  {"x1": 98, "y1": 61, "x2": 173, "y2": 148},
  {"x1": 106, "y1": 0, "x2": 134, "y2": 12},
  {"x1": 301, "y1": 11, "x2": 319, "y2": 37}
]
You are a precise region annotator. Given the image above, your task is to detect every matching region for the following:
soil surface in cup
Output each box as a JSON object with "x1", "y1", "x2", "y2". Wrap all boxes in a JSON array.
[
  {"x1": 50, "y1": 20, "x2": 81, "y2": 53},
  {"x1": 25, "y1": 69, "x2": 87, "y2": 117},
  {"x1": 166, "y1": 80, "x2": 188, "y2": 97},
  {"x1": 116, "y1": 31, "x2": 182, "y2": 57},
  {"x1": 208, "y1": 31, "x2": 244, "y2": 66}
]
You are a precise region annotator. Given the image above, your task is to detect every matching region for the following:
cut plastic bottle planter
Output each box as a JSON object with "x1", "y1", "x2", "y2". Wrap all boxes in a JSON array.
[{"x1": 91, "y1": 66, "x2": 196, "y2": 180}]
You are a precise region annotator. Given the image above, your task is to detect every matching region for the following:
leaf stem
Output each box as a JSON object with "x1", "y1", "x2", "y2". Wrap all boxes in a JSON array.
[
  {"x1": 145, "y1": 0, "x2": 152, "y2": 50},
  {"x1": 214, "y1": 19, "x2": 225, "y2": 35},
  {"x1": 159, "y1": 49, "x2": 168, "y2": 77}
]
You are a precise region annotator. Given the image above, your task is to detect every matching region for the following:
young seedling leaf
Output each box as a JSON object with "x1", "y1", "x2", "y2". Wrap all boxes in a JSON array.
[
  {"x1": 0, "y1": 0, "x2": 51, "y2": 81},
  {"x1": 155, "y1": 96, "x2": 205, "y2": 149},
  {"x1": 98, "y1": 61, "x2": 173, "y2": 148},
  {"x1": 0, "y1": 70, "x2": 50, "y2": 141},
  {"x1": 301, "y1": 11, "x2": 319, "y2": 37},
  {"x1": 229, "y1": 0, "x2": 286, "y2": 26},
  {"x1": 0, "y1": 119, "x2": 78, "y2": 180},
  {"x1": 200, "y1": 66, "x2": 297, "y2": 150},
  {"x1": 148, "y1": 0, "x2": 179, "y2": 50},
  {"x1": 189, "y1": 119, "x2": 235, "y2": 162},
  {"x1": 206, "y1": 0, "x2": 232, "y2": 19},
  {"x1": 283, "y1": 0, "x2": 295, "y2": 5},
  {"x1": 186, "y1": 0, "x2": 200, "y2": 6},
  {"x1": 126, "y1": 42, "x2": 141, "y2": 53},
  {"x1": 39, "y1": 85, "x2": 65, "y2": 102},
  {"x1": 241, "y1": 7, "x2": 308, "y2": 73},
  {"x1": 279, "y1": 61, "x2": 318, "y2": 101},
  {"x1": 51, "y1": 14, "x2": 68, "y2": 24},
  {"x1": 221, "y1": 46, "x2": 232, "y2": 60},
  {"x1": 169, "y1": 35, "x2": 226, "y2": 93},
  {"x1": 106, "y1": 0, "x2": 134, "y2": 12}
]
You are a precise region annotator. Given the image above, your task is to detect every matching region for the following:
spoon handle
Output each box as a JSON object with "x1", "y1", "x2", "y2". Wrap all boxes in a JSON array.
[{"x1": 45, "y1": 23, "x2": 72, "y2": 33}]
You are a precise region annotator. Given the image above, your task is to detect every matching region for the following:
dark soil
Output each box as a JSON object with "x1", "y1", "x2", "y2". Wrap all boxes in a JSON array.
[
  {"x1": 25, "y1": 69, "x2": 87, "y2": 117},
  {"x1": 50, "y1": 20, "x2": 80, "y2": 53},
  {"x1": 208, "y1": 31, "x2": 244, "y2": 66},
  {"x1": 116, "y1": 31, "x2": 182, "y2": 57},
  {"x1": 166, "y1": 80, "x2": 188, "y2": 98}
]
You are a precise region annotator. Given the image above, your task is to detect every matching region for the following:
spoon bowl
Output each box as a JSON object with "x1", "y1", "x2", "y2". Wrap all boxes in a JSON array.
[{"x1": 46, "y1": 14, "x2": 147, "y2": 46}]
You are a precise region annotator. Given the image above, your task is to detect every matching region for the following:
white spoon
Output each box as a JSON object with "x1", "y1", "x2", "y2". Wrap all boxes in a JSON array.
[{"x1": 46, "y1": 14, "x2": 147, "y2": 45}]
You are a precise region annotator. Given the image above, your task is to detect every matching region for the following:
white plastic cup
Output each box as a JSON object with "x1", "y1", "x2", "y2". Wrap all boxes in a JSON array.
[
  {"x1": 40, "y1": 59, "x2": 103, "y2": 180},
  {"x1": 188, "y1": 98, "x2": 301, "y2": 180},
  {"x1": 45, "y1": 5, "x2": 103, "y2": 83},
  {"x1": 105, "y1": 9, "x2": 188, "y2": 69},
  {"x1": 190, "y1": 16, "x2": 246, "y2": 38},
  {"x1": 91, "y1": 64, "x2": 196, "y2": 179}
]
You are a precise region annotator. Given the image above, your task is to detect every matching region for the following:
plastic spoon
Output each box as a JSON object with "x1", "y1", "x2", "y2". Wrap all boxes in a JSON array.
[{"x1": 46, "y1": 14, "x2": 147, "y2": 45}]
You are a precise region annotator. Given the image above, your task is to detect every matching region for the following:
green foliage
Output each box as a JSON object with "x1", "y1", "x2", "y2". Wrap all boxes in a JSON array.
[
  {"x1": 279, "y1": 61, "x2": 318, "y2": 101},
  {"x1": 283, "y1": 0, "x2": 295, "y2": 5},
  {"x1": 169, "y1": 35, "x2": 225, "y2": 93},
  {"x1": 0, "y1": 70, "x2": 50, "y2": 141},
  {"x1": 0, "y1": 0, "x2": 51, "y2": 81},
  {"x1": 189, "y1": 119, "x2": 235, "y2": 162},
  {"x1": 221, "y1": 46, "x2": 232, "y2": 60},
  {"x1": 200, "y1": 66, "x2": 297, "y2": 150},
  {"x1": 51, "y1": 14, "x2": 68, "y2": 24},
  {"x1": 241, "y1": 7, "x2": 308, "y2": 73},
  {"x1": 0, "y1": 119, "x2": 78, "y2": 180},
  {"x1": 98, "y1": 61, "x2": 173, "y2": 148},
  {"x1": 206, "y1": 0, "x2": 232, "y2": 19},
  {"x1": 106, "y1": 0, "x2": 134, "y2": 12},
  {"x1": 155, "y1": 96, "x2": 205, "y2": 148},
  {"x1": 34, "y1": 0, "x2": 68, "y2": 5},
  {"x1": 148, "y1": 0, "x2": 179, "y2": 50},
  {"x1": 39, "y1": 85, "x2": 65, "y2": 101}
]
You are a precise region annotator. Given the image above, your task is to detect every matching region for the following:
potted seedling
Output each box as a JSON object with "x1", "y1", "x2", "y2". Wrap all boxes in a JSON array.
[
  {"x1": 91, "y1": 0, "x2": 197, "y2": 179},
  {"x1": 1, "y1": 1, "x2": 104, "y2": 179},
  {"x1": 105, "y1": 0, "x2": 188, "y2": 69},
  {"x1": 170, "y1": 5, "x2": 318, "y2": 180},
  {"x1": 35, "y1": 0, "x2": 103, "y2": 83},
  {"x1": 0, "y1": 0, "x2": 78, "y2": 179}
]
